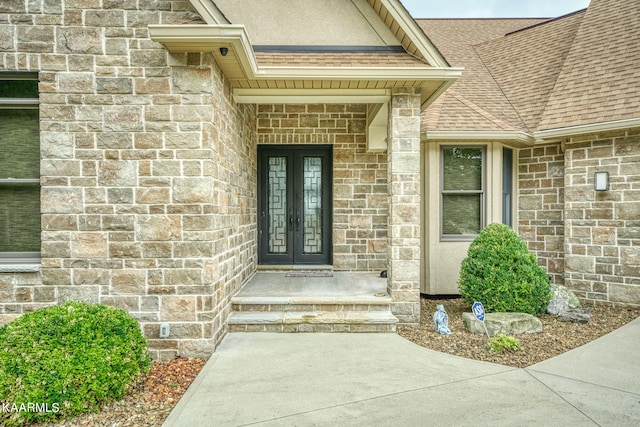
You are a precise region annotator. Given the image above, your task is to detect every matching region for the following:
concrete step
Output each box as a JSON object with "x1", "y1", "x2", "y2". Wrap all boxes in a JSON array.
[
  {"x1": 228, "y1": 310, "x2": 398, "y2": 333},
  {"x1": 229, "y1": 295, "x2": 398, "y2": 333}
]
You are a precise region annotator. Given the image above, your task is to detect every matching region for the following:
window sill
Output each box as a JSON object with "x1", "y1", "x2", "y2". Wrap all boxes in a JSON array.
[{"x1": 0, "y1": 264, "x2": 41, "y2": 273}]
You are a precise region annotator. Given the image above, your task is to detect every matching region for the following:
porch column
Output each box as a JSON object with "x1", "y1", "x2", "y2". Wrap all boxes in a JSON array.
[{"x1": 387, "y1": 87, "x2": 421, "y2": 325}]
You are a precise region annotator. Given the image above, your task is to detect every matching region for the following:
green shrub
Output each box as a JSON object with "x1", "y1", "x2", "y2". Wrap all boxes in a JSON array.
[
  {"x1": 488, "y1": 334, "x2": 520, "y2": 353},
  {"x1": 0, "y1": 301, "x2": 151, "y2": 426},
  {"x1": 459, "y1": 223, "x2": 551, "y2": 314}
]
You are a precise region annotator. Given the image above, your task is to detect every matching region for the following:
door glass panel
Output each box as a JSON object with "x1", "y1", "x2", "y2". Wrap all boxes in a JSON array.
[
  {"x1": 267, "y1": 157, "x2": 287, "y2": 254},
  {"x1": 303, "y1": 157, "x2": 323, "y2": 254}
]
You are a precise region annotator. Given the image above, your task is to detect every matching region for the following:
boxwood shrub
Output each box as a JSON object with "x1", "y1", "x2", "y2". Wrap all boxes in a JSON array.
[
  {"x1": 0, "y1": 301, "x2": 151, "y2": 426},
  {"x1": 459, "y1": 223, "x2": 551, "y2": 314}
]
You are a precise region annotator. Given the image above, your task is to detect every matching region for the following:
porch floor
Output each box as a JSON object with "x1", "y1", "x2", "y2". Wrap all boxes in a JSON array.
[{"x1": 235, "y1": 271, "x2": 389, "y2": 301}]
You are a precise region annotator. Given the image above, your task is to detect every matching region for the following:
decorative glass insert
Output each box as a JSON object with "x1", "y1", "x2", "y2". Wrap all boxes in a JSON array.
[
  {"x1": 441, "y1": 146, "x2": 484, "y2": 237},
  {"x1": 303, "y1": 157, "x2": 323, "y2": 254},
  {"x1": 267, "y1": 157, "x2": 287, "y2": 254}
]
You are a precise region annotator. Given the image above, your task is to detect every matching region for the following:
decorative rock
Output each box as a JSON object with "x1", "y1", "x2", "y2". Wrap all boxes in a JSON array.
[
  {"x1": 462, "y1": 312, "x2": 543, "y2": 336},
  {"x1": 547, "y1": 284, "x2": 581, "y2": 315},
  {"x1": 557, "y1": 308, "x2": 592, "y2": 323}
]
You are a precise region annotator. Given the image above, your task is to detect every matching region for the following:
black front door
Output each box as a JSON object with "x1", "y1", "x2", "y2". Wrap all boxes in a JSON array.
[{"x1": 258, "y1": 145, "x2": 332, "y2": 265}]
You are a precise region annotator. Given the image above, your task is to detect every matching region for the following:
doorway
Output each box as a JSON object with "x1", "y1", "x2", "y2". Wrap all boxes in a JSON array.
[{"x1": 258, "y1": 145, "x2": 332, "y2": 265}]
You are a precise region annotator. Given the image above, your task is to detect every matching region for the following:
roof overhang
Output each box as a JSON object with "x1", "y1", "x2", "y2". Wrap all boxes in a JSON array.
[
  {"x1": 149, "y1": 24, "x2": 462, "y2": 109},
  {"x1": 534, "y1": 118, "x2": 640, "y2": 143},
  {"x1": 423, "y1": 130, "x2": 535, "y2": 148}
]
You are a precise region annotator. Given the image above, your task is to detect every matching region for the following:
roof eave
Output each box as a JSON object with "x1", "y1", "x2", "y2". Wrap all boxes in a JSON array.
[
  {"x1": 534, "y1": 118, "x2": 640, "y2": 143},
  {"x1": 423, "y1": 130, "x2": 535, "y2": 148},
  {"x1": 149, "y1": 24, "x2": 462, "y2": 107}
]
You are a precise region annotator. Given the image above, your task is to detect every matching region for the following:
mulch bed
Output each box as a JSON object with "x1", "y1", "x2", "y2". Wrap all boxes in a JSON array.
[
  {"x1": 398, "y1": 297, "x2": 640, "y2": 368},
  {"x1": 39, "y1": 357, "x2": 206, "y2": 427}
]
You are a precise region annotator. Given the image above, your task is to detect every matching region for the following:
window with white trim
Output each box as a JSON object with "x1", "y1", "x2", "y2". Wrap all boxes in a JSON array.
[
  {"x1": 0, "y1": 73, "x2": 41, "y2": 265},
  {"x1": 441, "y1": 146, "x2": 485, "y2": 239}
]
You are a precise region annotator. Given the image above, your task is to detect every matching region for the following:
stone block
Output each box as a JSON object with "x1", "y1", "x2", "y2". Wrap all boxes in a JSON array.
[
  {"x1": 41, "y1": 188, "x2": 83, "y2": 214},
  {"x1": 609, "y1": 284, "x2": 640, "y2": 305},
  {"x1": 172, "y1": 177, "x2": 214, "y2": 203},
  {"x1": 103, "y1": 106, "x2": 143, "y2": 131},
  {"x1": 179, "y1": 339, "x2": 214, "y2": 359},
  {"x1": 97, "y1": 77, "x2": 132, "y2": 94},
  {"x1": 565, "y1": 255, "x2": 595, "y2": 274},
  {"x1": 616, "y1": 203, "x2": 640, "y2": 220},
  {"x1": 111, "y1": 270, "x2": 146, "y2": 295},
  {"x1": 137, "y1": 215, "x2": 181, "y2": 241},
  {"x1": 98, "y1": 160, "x2": 138, "y2": 186},
  {"x1": 71, "y1": 233, "x2": 108, "y2": 258},
  {"x1": 462, "y1": 312, "x2": 542, "y2": 336},
  {"x1": 41, "y1": 132, "x2": 74, "y2": 159},
  {"x1": 57, "y1": 286, "x2": 100, "y2": 303},
  {"x1": 172, "y1": 67, "x2": 213, "y2": 94},
  {"x1": 161, "y1": 296, "x2": 196, "y2": 322},
  {"x1": 57, "y1": 27, "x2": 103, "y2": 54}
]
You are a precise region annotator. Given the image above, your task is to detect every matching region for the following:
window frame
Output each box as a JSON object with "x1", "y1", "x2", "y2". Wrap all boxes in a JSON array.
[
  {"x1": 0, "y1": 72, "x2": 41, "y2": 268},
  {"x1": 440, "y1": 145, "x2": 486, "y2": 241}
]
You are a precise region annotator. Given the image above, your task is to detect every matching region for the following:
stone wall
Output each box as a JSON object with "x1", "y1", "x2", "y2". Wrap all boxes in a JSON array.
[
  {"x1": 564, "y1": 131, "x2": 640, "y2": 306},
  {"x1": 257, "y1": 104, "x2": 388, "y2": 271},
  {"x1": 0, "y1": 1, "x2": 257, "y2": 359},
  {"x1": 518, "y1": 144, "x2": 565, "y2": 284}
]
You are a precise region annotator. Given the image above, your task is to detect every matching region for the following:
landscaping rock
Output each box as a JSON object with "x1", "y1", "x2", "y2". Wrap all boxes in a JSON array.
[
  {"x1": 557, "y1": 308, "x2": 592, "y2": 323},
  {"x1": 462, "y1": 312, "x2": 543, "y2": 336},
  {"x1": 547, "y1": 284, "x2": 581, "y2": 315}
]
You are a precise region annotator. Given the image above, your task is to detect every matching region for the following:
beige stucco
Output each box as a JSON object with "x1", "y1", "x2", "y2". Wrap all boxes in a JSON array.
[
  {"x1": 212, "y1": 0, "x2": 399, "y2": 46},
  {"x1": 421, "y1": 141, "x2": 517, "y2": 295}
]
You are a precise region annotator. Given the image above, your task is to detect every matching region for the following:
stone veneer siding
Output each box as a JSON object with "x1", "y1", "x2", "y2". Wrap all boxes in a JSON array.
[
  {"x1": 386, "y1": 88, "x2": 421, "y2": 324},
  {"x1": 1, "y1": 1, "x2": 258, "y2": 359},
  {"x1": 563, "y1": 131, "x2": 640, "y2": 307},
  {"x1": 518, "y1": 144, "x2": 566, "y2": 284},
  {"x1": 257, "y1": 103, "x2": 388, "y2": 271}
]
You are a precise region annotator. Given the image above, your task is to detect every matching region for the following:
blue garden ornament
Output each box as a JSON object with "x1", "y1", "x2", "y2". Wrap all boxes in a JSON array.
[{"x1": 433, "y1": 304, "x2": 451, "y2": 335}]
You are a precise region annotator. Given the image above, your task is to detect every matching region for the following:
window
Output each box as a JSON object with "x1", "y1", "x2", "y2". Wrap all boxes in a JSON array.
[
  {"x1": 0, "y1": 73, "x2": 40, "y2": 266},
  {"x1": 502, "y1": 147, "x2": 513, "y2": 227},
  {"x1": 441, "y1": 146, "x2": 485, "y2": 239}
]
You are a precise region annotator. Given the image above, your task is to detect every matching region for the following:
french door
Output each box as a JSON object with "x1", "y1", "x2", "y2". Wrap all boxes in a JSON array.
[{"x1": 258, "y1": 145, "x2": 332, "y2": 265}]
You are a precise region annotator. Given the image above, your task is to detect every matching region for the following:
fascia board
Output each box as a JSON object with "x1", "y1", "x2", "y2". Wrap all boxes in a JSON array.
[
  {"x1": 187, "y1": 0, "x2": 228, "y2": 24},
  {"x1": 534, "y1": 118, "x2": 640, "y2": 142},
  {"x1": 424, "y1": 130, "x2": 535, "y2": 147},
  {"x1": 378, "y1": 0, "x2": 450, "y2": 67}
]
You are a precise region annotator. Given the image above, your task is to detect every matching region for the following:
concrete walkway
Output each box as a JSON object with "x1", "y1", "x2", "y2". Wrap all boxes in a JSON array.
[{"x1": 163, "y1": 317, "x2": 640, "y2": 426}]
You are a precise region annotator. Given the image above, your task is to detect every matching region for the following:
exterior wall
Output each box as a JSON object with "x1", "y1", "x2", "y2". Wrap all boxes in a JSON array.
[
  {"x1": 421, "y1": 141, "x2": 514, "y2": 295},
  {"x1": 0, "y1": 1, "x2": 257, "y2": 359},
  {"x1": 518, "y1": 144, "x2": 565, "y2": 284},
  {"x1": 256, "y1": 104, "x2": 388, "y2": 271},
  {"x1": 563, "y1": 131, "x2": 640, "y2": 306}
]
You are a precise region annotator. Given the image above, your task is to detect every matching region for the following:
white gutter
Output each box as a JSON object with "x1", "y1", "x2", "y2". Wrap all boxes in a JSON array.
[
  {"x1": 424, "y1": 130, "x2": 535, "y2": 146},
  {"x1": 534, "y1": 118, "x2": 640, "y2": 142}
]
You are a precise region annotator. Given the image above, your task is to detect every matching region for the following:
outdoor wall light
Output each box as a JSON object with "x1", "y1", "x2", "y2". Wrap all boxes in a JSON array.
[
  {"x1": 594, "y1": 171, "x2": 609, "y2": 191},
  {"x1": 219, "y1": 47, "x2": 229, "y2": 56}
]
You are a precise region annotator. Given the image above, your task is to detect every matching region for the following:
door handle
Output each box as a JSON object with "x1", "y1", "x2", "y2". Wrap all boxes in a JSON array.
[
  {"x1": 296, "y1": 208, "x2": 301, "y2": 231},
  {"x1": 288, "y1": 208, "x2": 294, "y2": 231}
]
